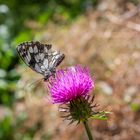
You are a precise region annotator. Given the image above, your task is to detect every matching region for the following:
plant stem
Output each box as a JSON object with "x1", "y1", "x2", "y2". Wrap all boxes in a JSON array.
[{"x1": 83, "y1": 121, "x2": 94, "y2": 140}]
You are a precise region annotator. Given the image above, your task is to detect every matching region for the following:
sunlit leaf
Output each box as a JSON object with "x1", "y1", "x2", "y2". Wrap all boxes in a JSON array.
[
  {"x1": 130, "y1": 103, "x2": 140, "y2": 112},
  {"x1": 90, "y1": 111, "x2": 111, "y2": 120}
]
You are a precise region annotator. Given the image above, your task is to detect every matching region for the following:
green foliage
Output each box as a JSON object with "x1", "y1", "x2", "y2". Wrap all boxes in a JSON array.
[
  {"x1": 130, "y1": 103, "x2": 140, "y2": 112},
  {"x1": 90, "y1": 111, "x2": 111, "y2": 121},
  {"x1": 0, "y1": 112, "x2": 14, "y2": 140}
]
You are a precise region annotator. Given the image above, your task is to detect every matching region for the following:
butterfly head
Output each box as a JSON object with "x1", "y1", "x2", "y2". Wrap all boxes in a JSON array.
[{"x1": 44, "y1": 67, "x2": 56, "y2": 81}]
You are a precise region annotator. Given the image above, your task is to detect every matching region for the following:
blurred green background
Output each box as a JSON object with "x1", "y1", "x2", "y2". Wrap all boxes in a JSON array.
[{"x1": 0, "y1": 0, "x2": 140, "y2": 140}]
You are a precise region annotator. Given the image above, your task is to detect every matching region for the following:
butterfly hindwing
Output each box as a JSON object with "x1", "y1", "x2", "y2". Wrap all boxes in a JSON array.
[{"x1": 16, "y1": 41, "x2": 65, "y2": 80}]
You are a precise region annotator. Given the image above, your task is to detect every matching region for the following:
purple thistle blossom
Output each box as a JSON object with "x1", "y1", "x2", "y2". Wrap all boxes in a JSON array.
[{"x1": 47, "y1": 65, "x2": 94, "y2": 104}]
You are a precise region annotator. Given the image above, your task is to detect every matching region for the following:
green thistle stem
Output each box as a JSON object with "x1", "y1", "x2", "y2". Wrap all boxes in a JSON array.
[{"x1": 83, "y1": 121, "x2": 94, "y2": 140}]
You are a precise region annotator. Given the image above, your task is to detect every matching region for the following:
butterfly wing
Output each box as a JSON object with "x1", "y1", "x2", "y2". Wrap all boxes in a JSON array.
[
  {"x1": 47, "y1": 49, "x2": 65, "y2": 70},
  {"x1": 16, "y1": 41, "x2": 65, "y2": 79},
  {"x1": 42, "y1": 49, "x2": 65, "y2": 80},
  {"x1": 16, "y1": 41, "x2": 50, "y2": 75}
]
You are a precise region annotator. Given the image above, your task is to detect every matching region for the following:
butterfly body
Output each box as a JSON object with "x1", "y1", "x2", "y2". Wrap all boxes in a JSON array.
[{"x1": 17, "y1": 41, "x2": 65, "y2": 81}]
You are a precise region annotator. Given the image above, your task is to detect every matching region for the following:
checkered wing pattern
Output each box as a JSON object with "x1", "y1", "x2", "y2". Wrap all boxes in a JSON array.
[{"x1": 16, "y1": 41, "x2": 65, "y2": 80}]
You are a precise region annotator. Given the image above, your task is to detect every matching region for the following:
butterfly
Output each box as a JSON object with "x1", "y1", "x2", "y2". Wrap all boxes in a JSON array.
[{"x1": 16, "y1": 41, "x2": 65, "y2": 81}]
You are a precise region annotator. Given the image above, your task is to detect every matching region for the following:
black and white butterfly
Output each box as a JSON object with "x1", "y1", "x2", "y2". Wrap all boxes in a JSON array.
[{"x1": 16, "y1": 41, "x2": 65, "y2": 81}]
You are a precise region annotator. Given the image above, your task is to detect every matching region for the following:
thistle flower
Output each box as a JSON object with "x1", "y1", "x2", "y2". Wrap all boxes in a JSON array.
[
  {"x1": 46, "y1": 65, "x2": 99, "y2": 123},
  {"x1": 48, "y1": 65, "x2": 94, "y2": 104}
]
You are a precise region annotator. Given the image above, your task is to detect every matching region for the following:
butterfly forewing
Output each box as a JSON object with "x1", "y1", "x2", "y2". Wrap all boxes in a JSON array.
[{"x1": 17, "y1": 41, "x2": 65, "y2": 80}]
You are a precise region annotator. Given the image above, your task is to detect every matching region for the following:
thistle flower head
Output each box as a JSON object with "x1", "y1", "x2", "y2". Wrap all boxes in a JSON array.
[
  {"x1": 45, "y1": 65, "x2": 109, "y2": 124},
  {"x1": 48, "y1": 65, "x2": 94, "y2": 104},
  {"x1": 45, "y1": 65, "x2": 100, "y2": 123}
]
